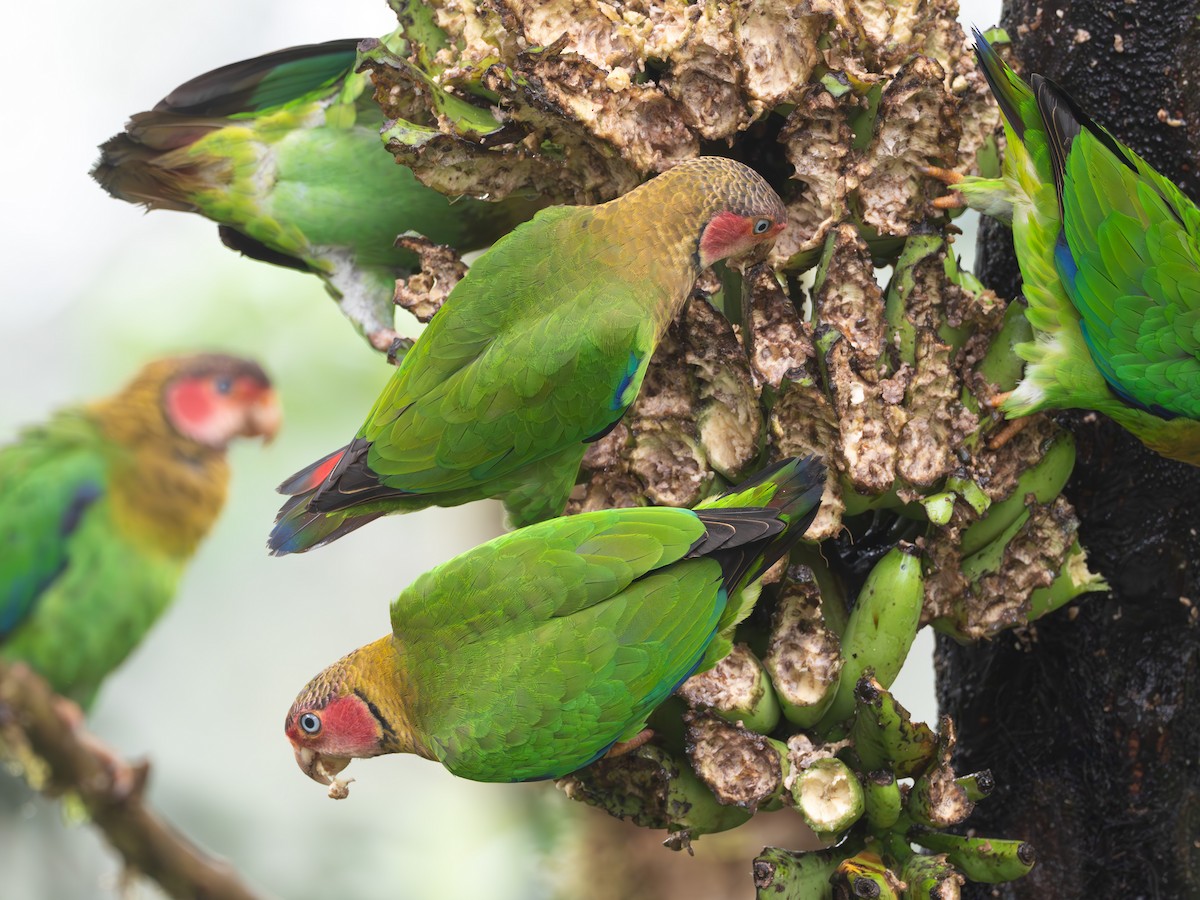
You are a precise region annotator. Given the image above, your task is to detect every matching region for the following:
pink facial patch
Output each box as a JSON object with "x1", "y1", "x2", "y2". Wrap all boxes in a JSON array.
[
  {"x1": 165, "y1": 378, "x2": 214, "y2": 430},
  {"x1": 321, "y1": 695, "x2": 380, "y2": 752},
  {"x1": 699, "y1": 211, "x2": 750, "y2": 262}
]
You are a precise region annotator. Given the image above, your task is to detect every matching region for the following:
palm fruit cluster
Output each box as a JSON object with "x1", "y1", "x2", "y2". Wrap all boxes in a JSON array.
[
  {"x1": 351, "y1": 1, "x2": 1108, "y2": 893},
  {"x1": 559, "y1": 552, "x2": 1038, "y2": 895}
]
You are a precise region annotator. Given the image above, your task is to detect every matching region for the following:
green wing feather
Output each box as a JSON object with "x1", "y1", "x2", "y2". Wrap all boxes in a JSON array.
[
  {"x1": 388, "y1": 457, "x2": 824, "y2": 782},
  {"x1": 0, "y1": 416, "x2": 106, "y2": 641},
  {"x1": 365, "y1": 207, "x2": 652, "y2": 488},
  {"x1": 154, "y1": 39, "x2": 361, "y2": 117},
  {"x1": 395, "y1": 508, "x2": 714, "y2": 781},
  {"x1": 967, "y1": 32, "x2": 1200, "y2": 462},
  {"x1": 92, "y1": 35, "x2": 540, "y2": 341},
  {"x1": 0, "y1": 415, "x2": 180, "y2": 705},
  {"x1": 269, "y1": 207, "x2": 661, "y2": 550},
  {"x1": 1059, "y1": 129, "x2": 1200, "y2": 418}
]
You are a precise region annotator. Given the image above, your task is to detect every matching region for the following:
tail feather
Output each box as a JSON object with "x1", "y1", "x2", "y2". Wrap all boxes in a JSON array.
[
  {"x1": 276, "y1": 444, "x2": 350, "y2": 495},
  {"x1": 972, "y1": 29, "x2": 1034, "y2": 143},
  {"x1": 91, "y1": 115, "x2": 226, "y2": 210},
  {"x1": 267, "y1": 492, "x2": 383, "y2": 556},
  {"x1": 302, "y1": 437, "x2": 413, "y2": 514},
  {"x1": 693, "y1": 455, "x2": 826, "y2": 593},
  {"x1": 691, "y1": 456, "x2": 825, "y2": 671},
  {"x1": 269, "y1": 440, "x2": 405, "y2": 553},
  {"x1": 91, "y1": 39, "x2": 363, "y2": 211}
]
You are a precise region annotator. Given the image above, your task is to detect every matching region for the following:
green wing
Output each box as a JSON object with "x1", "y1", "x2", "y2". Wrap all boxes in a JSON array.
[
  {"x1": 395, "y1": 508, "x2": 717, "y2": 782},
  {"x1": 359, "y1": 206, "x2": 655, "y2": 495},
  {"x1": 93, "y1": 36, "x2": 541, "y2": 342},
  {"x1": 0, "y1": 414, "x2": 180, "y2": 705},
  {"x1": 0, "y1": 416, "x2": 107, "y2": 642},
  {"x1": 154, "y1": 39, "x2": 361, "y2": 117},
  {"x1": 1059, "y1": 129, "x2": 1200, "y2": 418}
]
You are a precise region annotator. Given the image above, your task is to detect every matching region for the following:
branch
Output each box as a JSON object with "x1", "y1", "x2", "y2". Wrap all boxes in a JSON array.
[{"x1": 0, "y1": 661, "x2": 261, "y2": 900}]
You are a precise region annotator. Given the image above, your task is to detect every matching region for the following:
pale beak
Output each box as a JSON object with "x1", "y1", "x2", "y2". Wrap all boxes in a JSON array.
[
  {"x1": 294, "y1": 745, "x2": 351, "y2": 786},
  {"x1": 248, "y1": 389, "x2": 283, "y2": 445}
]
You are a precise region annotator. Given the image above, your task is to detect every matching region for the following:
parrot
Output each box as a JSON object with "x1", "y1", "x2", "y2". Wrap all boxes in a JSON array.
[
  {"x1": 927, "y1": 30, "x2": 1200, "y2": 465},
  {"x1": 284, "y1": 455, "x2": 824, "y2": 788},
  {"x1": 0, "y1": 354, "x2": 281, "y2": 707},
  {"x1": 267, "y1": 155, "x2": 788, "y2": 555},
  {"x1": 91, "y1": 35, "x2": 541, "y2": 350}
]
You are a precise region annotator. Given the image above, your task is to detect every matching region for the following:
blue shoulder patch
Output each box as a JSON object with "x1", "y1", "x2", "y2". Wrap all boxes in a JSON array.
[
  {"x1": 0, "y1": 480, "x2": 103, "y2": 640},
  {"x1": 612, "y1": 351, "x2": 643, "y2": 412}
]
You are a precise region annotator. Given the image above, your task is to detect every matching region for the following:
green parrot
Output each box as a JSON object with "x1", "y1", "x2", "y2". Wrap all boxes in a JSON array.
[
  {"x1": 930, "y1": 31, "x2": 1200, "y2": 464},
  {"x1": 91, "y1": 35, "x2": 540, "y2": 350},
  {"x1": 0, "y1": 355, "x2": 280, "y2": 707},
  {"x1": 284, "y1": 456, "x2": 824, "y2": 787},
  {"x1": 267, "y1": 155, "x2": 788, "y2": 555}
]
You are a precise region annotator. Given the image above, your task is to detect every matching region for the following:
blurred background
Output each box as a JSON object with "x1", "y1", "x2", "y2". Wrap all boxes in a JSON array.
[{"x1": 0, "y1": 0, "x2": 998, "y2": 896}]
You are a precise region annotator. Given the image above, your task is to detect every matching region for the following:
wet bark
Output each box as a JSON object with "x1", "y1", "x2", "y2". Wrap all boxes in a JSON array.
[{"x1": 936, "y1": 2, "x2": 1200, "y2": 897}]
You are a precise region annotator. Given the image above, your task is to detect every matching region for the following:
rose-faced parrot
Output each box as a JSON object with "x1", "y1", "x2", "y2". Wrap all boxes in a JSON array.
[
  {"x1": 284, "y1": 455, "x2": 824, "y2": 788},
  {"x1": 91, "y1": 35, "x2": 540, "y2": 350},
  {"x1": 268, "y1": 156, "x2": 788, "y2": 554},
  {"x1": 930, "y1": 31, "x2": 1200, "y2": 464},
  {"x1": 0, "y1": 355, "x2": 280, "y2": 706}
]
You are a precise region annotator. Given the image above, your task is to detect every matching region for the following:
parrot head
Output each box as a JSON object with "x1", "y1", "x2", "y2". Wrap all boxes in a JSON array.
[
  {"x1": 682, "y1": 157, "x2": 787, "y2": 269},
  {"x1": 284, "y1": 637, "x2": 408, "y2": 786},
  {"x1": 697, "y1": 207, "x2": 786, "y2": 269},
  {"x1": 157, "y1": 354, "x2": 282, "y2": 448}
]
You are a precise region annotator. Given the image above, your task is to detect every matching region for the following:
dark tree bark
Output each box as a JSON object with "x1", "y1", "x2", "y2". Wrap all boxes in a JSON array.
[{"x1": 936, "y1": 2, "x2": 1200, "y2": 897}]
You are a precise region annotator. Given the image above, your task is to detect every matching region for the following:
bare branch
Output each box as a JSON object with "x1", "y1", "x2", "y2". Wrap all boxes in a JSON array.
[{"x1": 0, "y1": 661, "x2": 261, "y2": 900}]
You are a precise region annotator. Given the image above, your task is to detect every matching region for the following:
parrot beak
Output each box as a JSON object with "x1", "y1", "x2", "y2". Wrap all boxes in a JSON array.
[
  {"x1": 738, "y1": 232, "x2": 781, "y2": 266},
  {"x1": 294, "y1": 745, "x2": 351, "y2": 785},
  {"x1": 247, "y1": 389, "x2": 283, "y2": 445}
]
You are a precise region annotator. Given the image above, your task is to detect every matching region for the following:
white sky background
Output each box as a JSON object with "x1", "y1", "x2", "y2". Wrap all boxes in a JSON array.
[{"x1": 0, "y1": 1, "x2": 1001, "y2": 897}]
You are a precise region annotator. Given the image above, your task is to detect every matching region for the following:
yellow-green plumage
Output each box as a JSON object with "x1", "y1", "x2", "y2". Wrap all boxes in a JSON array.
[
  {"x1": 955, "y1": 32, "x2": 1200, "y2": 464},
  {"x1": 91, "y1": 35, "x2": 540, "y2": 347},
  {"x1": 269, "y1": 156, "x2": 787, "y2": 554},
  {"x1": 284, "y1": 457, "x2": 823, "y2": 785},
  {"x1": 0, "y1": 356, "x2": 278, "y2": 706}
]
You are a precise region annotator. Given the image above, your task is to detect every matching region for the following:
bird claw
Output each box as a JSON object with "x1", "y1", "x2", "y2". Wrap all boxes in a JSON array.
[
  {"x1": 603, "y1": 728, "x2": 655, "y2": 759},
  {"x1": 921, "y1": 164, "x2": 964, "y2": 186},
  {"x1": 921, "y1": 165, "x2": 967, "y2": 211},
  {"x1": 987, "y1": 417, "x2": 1030, "y2": 451},
  {"x1": 931, "y1": 193, "x2": 966, "y2": 210},
  {"x1": 108, "y1": 758, "x2": 150, "y2": 803}
]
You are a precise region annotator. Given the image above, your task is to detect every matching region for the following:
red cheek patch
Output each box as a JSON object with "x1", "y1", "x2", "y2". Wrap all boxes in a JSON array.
[
  {"x1": 699, "y1": 211, "x2": 751, "y2": 262},
  {"x1": 321, "y1": 695, "x2": 381, "y2": 753},
  {"x1": 165, "y1": 379, "x2": 214, "y2": 430}
]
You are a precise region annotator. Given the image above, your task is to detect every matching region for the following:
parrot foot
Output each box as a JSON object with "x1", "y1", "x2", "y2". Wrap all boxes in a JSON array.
[
  {"x1": 604, "y1": 729, "x2": 655, "y2": 759},
  {"x1": 50, "y1": 694, "x2": 86, "y2": 730},
  {"x1": 932, "y1": 193, "x2": 966, "y2": 210},
  {"x1": 921, "y1": 165, "x2": 963, "y2": 185},
  {"x1": 987, "y1": 408, "x2": 1035, "y2": 452},
  {"x1": 985, "y1": 390, "x2": 1029, "y2": 449},
  {"x1": 921, "y1": 165, "x2": 966, "y2": 210}
]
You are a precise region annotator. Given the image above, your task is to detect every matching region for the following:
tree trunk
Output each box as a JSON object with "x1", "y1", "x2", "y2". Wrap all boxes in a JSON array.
[{"x1": 937, "y1": 2, "x2": 1200, "y2": 897}]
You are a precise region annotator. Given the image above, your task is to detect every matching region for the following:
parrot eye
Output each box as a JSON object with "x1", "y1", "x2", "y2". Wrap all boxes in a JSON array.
[
  {"x1": 214, "y1": 376, "x2": 233, "y2": 395},
  {"x1": 299, "y1": 712, "x2": 322, "y2": 735},
  {"x1": 753, "y1": 218, "x2": 772, "y2": 235}
]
